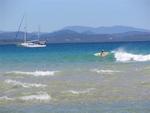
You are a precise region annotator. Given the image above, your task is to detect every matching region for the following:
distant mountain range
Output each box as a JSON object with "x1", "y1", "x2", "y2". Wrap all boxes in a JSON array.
[
  {"x1": 0, "y1": 26, "x2": 150, "y2": 44},
  {"x1": 63, "y1": 25, "x2": 150, "y2": 34}
]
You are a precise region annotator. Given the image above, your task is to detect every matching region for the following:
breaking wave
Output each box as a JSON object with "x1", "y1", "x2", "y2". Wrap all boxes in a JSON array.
[
  {"x1": 19, "y1": 92, "x2": 51, "y2": 102},
  {"x1": 0, "y1": 96, "x2": 14, "y2": 101},
  {"x1": 65, "y1": 88, "x2": 95, "y2": 95},
  {"x1": 6, "y1": 70, "x2": 59, "y2": 76},
  {"x1": 91, "y1": 69, "x2": 120, "y2": 74},
  {"x1": 0, "y1": 92, "x2": 51, "y2": 102},
  {"x1": 113, "y1": 50, "x2": 150, "y2": 62},
  {"x1": 5, "y1": 79, "x2": 47, "y2": 88}
]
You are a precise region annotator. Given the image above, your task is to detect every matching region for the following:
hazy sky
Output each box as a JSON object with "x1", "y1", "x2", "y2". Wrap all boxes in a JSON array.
[{"x1": 0, "y1": 0, "x2": 150, "y2": 32}]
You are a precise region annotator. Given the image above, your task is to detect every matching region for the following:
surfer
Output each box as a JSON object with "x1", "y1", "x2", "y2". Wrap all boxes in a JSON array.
[
  {"x1": 100, "y1": 50, "x2": 105, "y2": 56},
  {"x1": 100, "y1": 50, "x2": 109, "y2": 57},
  {"x1": 94, "y1": 50, "x2": 109, "y2": 57}
]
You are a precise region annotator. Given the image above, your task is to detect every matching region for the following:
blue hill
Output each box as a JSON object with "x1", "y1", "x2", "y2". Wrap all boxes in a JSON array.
[
  {"x1": 0, "y1": 26, "x2": 150, "y2": 44},
  {"x1": 63, "y1": 25, "x2": 150, "y2": 34}
]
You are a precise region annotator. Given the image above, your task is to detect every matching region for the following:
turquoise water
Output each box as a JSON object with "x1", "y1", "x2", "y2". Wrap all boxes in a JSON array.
[
  {"x1": 1, "y1": 42, "x2": 150, "y2": 71},
  {"x1": 0, "y1": 42, "x2": 150, "y2": 113}
]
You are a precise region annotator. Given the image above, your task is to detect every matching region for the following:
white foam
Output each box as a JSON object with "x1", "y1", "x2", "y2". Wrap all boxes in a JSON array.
[
  {"x1": 5, "y1": 79, "x2": 47, "y2": 88},
  {"x1": 6, "y1": 70, "x2": 59, "y2": 76},
  {"x1": 0, "y1": 96, "x2": 14, "y2": 101},
  {"x1": 91, "y1": 69, "x2": 120, "y2": 74},
  {"x1": 19, "y1": 92, "x2": 51, "y2": 102},
  {"x1": 66, "y1": 88, "x2": 95, "y2": 95},
  {"x1": 113, "y1": 50, "x2": 150, "y2": 62},
  {"x1": 0, "y1": 93, "x2": 51, "y2": 102},
  {"x1": 94, "y1": 52, "x2": 101, "y2": 56}
]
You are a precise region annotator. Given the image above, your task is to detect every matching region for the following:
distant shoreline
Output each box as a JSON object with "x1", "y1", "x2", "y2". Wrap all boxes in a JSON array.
[{"x1": 1, "y1": 40, "x2": 150, "y2": 45}]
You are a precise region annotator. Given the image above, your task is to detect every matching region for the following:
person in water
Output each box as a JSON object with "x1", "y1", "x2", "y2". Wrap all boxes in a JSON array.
[{"x1": 100, "y1": 50, "x2": 105, "y2": 56}]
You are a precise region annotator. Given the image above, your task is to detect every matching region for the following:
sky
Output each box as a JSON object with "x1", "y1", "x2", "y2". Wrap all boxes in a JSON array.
[{"x1": 0, "y1": 0, "x2": 150, "y2": 32}]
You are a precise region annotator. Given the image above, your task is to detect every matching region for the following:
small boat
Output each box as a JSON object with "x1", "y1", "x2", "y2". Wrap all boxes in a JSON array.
[
  {"x1": 17, "y1": 15, "x2": 46, "y2": 48},
  {"x1": 20, "y1": 27, "x2": 46, "y2": 48}
]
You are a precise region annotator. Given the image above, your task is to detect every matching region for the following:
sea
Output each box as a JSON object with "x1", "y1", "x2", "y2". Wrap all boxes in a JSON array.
[{"x1": 0, "y1": 41, "x2": 150, "y2": 113}]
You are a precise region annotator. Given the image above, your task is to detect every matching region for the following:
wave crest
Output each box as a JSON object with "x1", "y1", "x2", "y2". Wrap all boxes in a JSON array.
[
  {"x1": 6, "y1": 70, "x2": 59, "y2": 76},
  {"x1": 19, "y1": 92, "x2": 51, "y2": 102},
  {"x1": 91, "y1": 69, "x2": 120, "y2": 74},
  {"x1": 114, "y1": 50, "x2": 150, "y2": 62},
  {"x1": 65, "y1": 88, "x2": 95, "y2": 95},
  {"x1": 0, "y1": 92, "x2": 51, "y2": 102},
  {"x1": 0, "y1": 96, "x2": 14, "y2": 101},
  {"x1": 5, "y1": 79, "x2": 47, "y2": 88}
]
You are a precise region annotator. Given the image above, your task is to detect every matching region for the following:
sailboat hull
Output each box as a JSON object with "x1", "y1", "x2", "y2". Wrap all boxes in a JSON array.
[{"x1": 20, "y1": 42, "x2": 46, "y2": 48}]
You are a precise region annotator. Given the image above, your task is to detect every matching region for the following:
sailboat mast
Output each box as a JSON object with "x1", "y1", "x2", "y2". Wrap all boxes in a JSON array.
[
  {"x1": 24, "y1": 15, "x2": 27, "y2": 43},
  {"x1": 24, "y1": 26, "x2": 27, "y2": 42},
  {"x1": 38, "y1": 26, "x2": 40, "y2": 41}
]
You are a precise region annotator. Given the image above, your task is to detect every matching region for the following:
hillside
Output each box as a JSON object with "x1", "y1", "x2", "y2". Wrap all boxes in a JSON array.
[{"x1": 0, "y1": 26, "x2": 150, "y2": 44}]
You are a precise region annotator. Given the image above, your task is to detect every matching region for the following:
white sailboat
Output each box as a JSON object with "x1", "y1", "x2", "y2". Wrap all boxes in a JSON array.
[
  {"x1": 20, "y1": 27, "x2": 46, "y2": 48},
  {"x1": 20, "y1": 41, "x2": 46, "y2": 48},
  {"x1": 17, "y1": 15, "x2": 46, "y2": 48}
]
